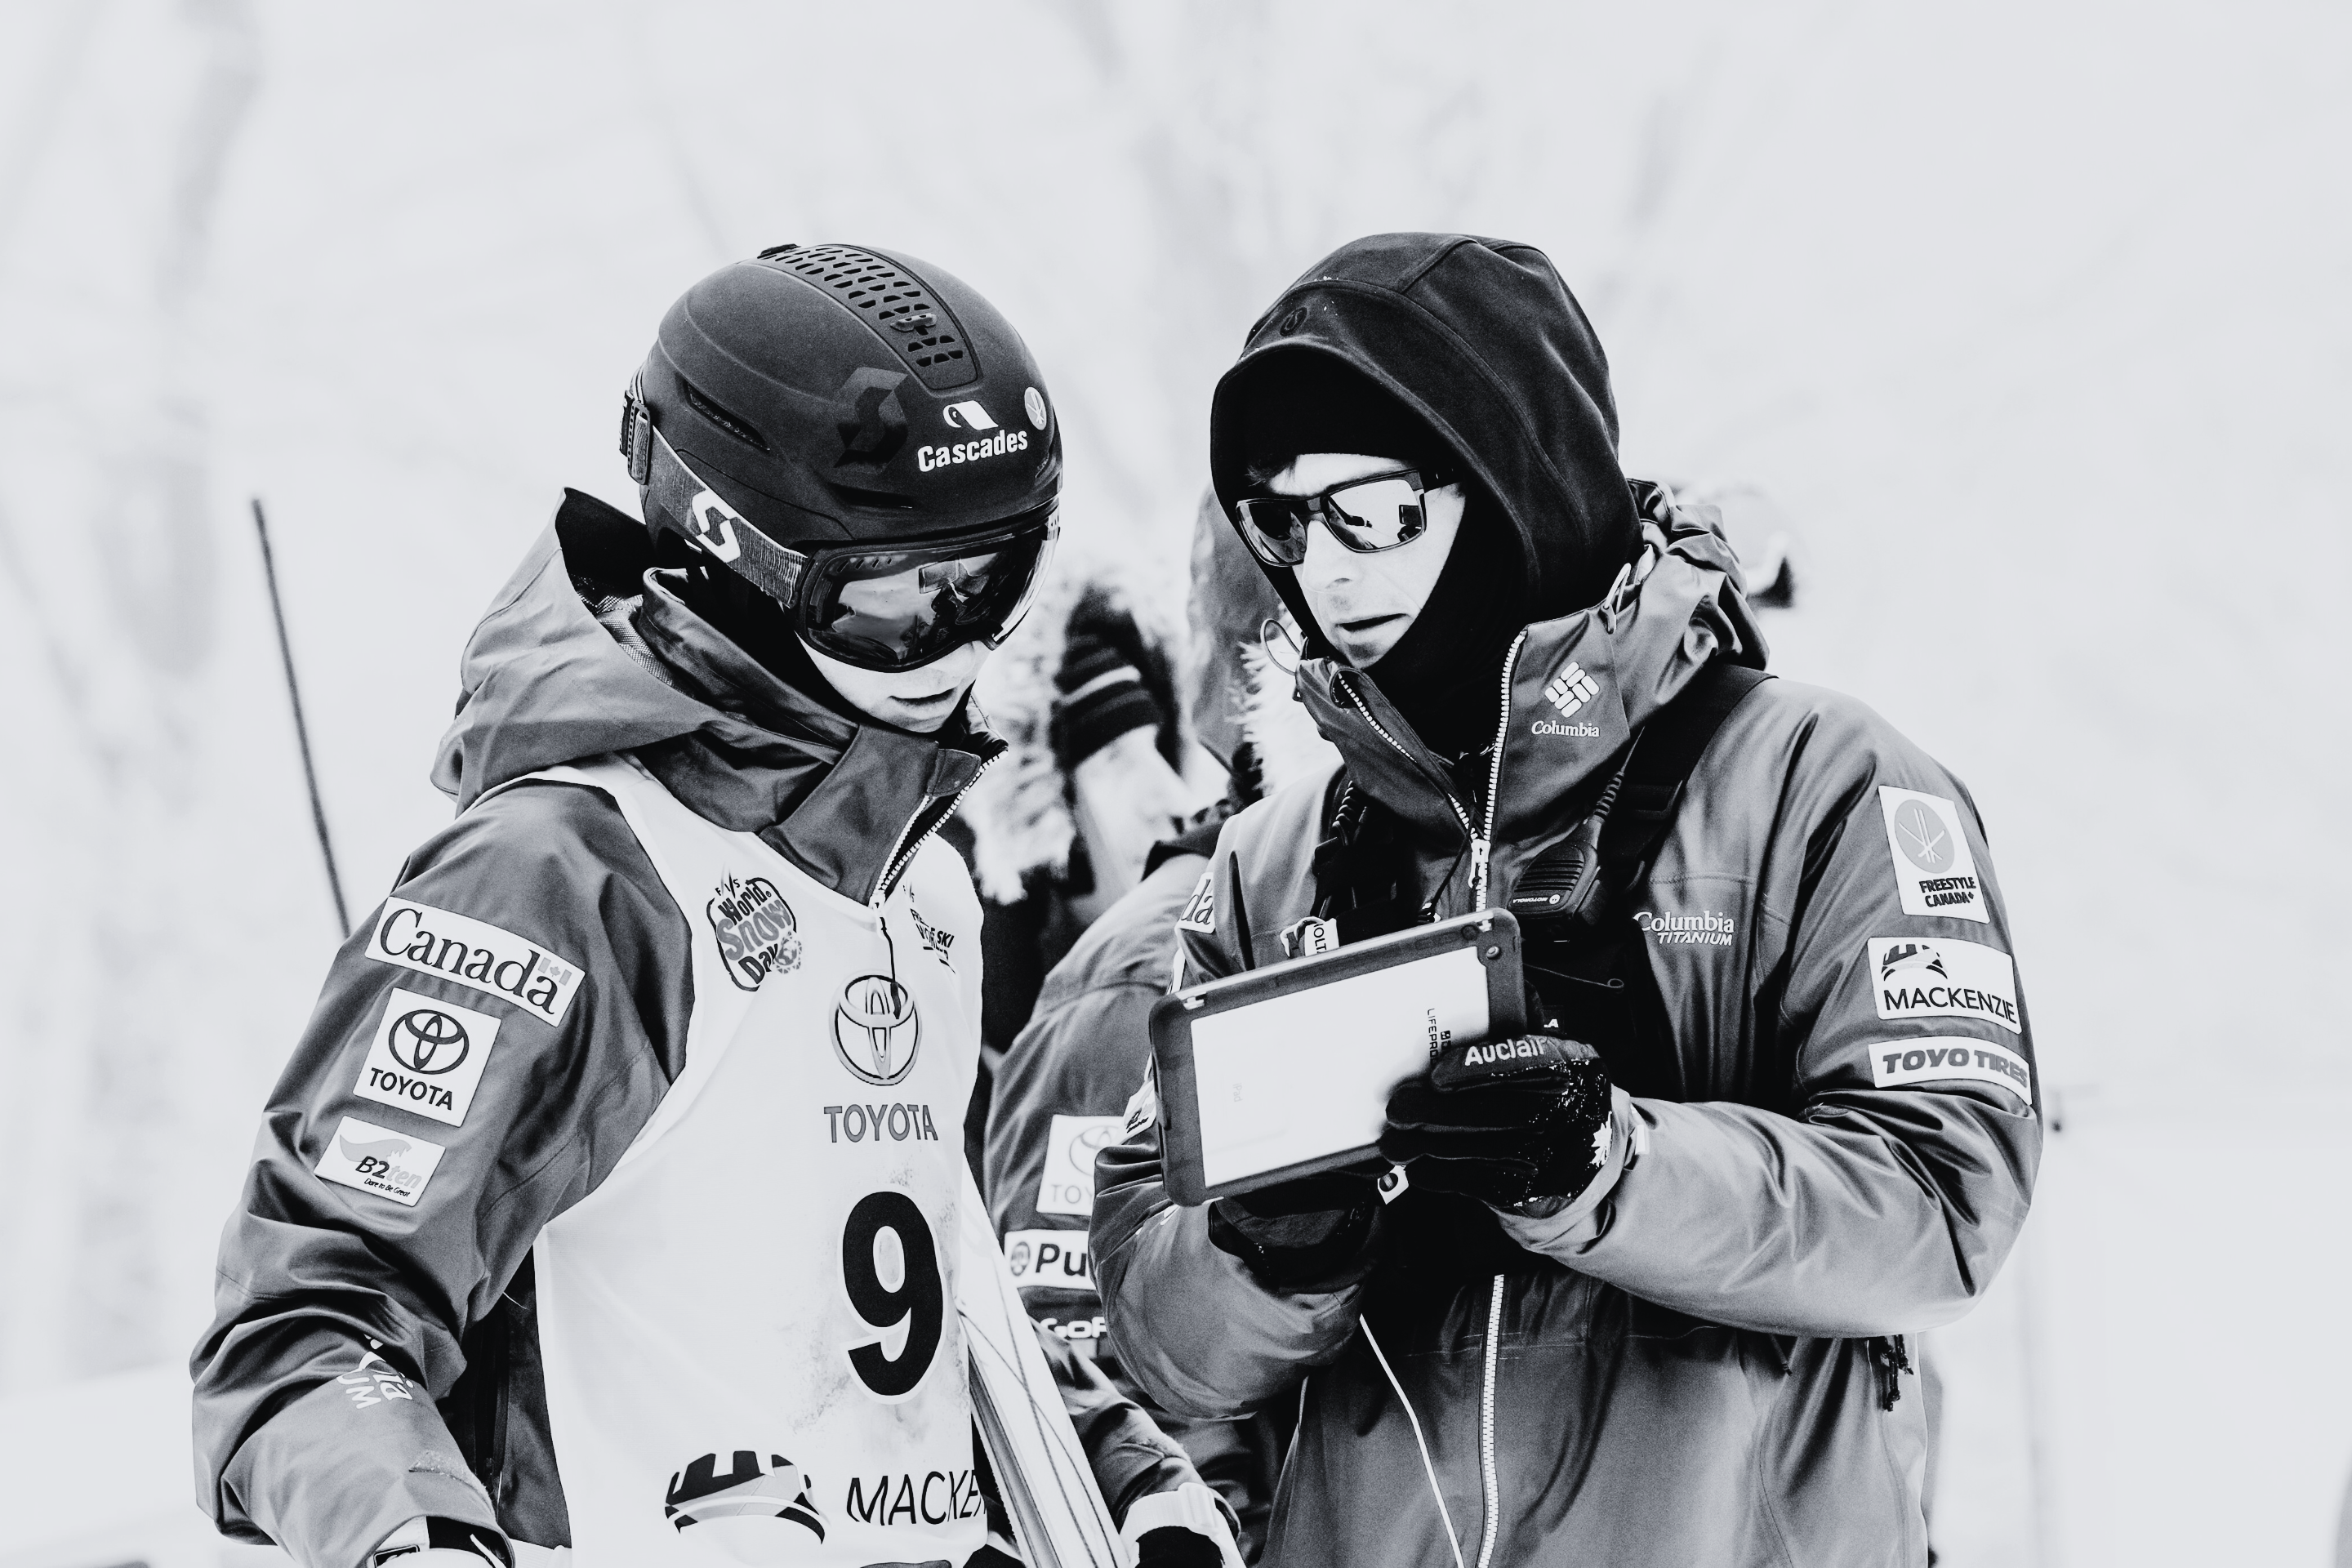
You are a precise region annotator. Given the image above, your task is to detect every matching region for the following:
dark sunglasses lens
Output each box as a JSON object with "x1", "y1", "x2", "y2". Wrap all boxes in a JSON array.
[
  {"x1": 1323, "y1": 475, "x2": 1427, "y2": 550},
  {"x1": 803, "y1": 528, "x2": 1051, "y2": 670},
  {"x1": 1236, "y1": 498, "x2": 1311, "y2": 564}
]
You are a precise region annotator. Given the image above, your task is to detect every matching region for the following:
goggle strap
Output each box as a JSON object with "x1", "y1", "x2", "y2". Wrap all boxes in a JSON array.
[{"x1": 633, "y1": 391, "x2": 809, "y2": 604}]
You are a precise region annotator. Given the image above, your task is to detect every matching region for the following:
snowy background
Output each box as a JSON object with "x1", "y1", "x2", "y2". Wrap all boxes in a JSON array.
[{"x1": 1, "y1": 2, "x2": 2346, "y2": 1565}]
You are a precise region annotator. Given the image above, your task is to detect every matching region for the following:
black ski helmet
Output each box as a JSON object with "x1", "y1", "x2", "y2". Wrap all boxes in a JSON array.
[{"x1": 621, "y1": 243, "x2": 1063, "y2": 669}]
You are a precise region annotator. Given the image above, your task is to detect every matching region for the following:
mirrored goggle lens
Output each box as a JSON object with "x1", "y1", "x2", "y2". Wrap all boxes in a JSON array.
[
  {"x1": 1322, "y1": 475, "x2": 1428, "y2": 550},
  {"x1": 1235, "y1": 497, "x2": 1312, "y2": 565},
  {"x1": 802, "y1": 523, "x2": 1054, "y2": 671}
]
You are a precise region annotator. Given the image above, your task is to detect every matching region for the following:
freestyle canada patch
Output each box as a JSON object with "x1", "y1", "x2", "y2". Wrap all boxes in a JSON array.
[
  {"x1": 1875, "y1": 787, "x2": 1988, "y2": 923},
  {"x1": 365, "y1": 898, "x2": 585, "y2": 1026}
]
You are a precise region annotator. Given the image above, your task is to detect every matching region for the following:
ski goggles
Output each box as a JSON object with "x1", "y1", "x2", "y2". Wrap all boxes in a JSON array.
[
  {"x1": 1232, "y1": 464, "x2": 1459, "y2": 568},
  {"x1": 626, "y1": 389, "x2": 1058, "y2": 671}
]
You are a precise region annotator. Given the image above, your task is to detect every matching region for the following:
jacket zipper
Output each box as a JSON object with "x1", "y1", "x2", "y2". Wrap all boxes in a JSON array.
[
  {"x1": 871, "y1": 749, "x2": 1000, "y2": 909},
  {"x1": 1337, "y1": 674, "x2": 1479, "y2": 904},
  {"x1": 1337, "y1": 633, "x2": 1527, "y2": 913},
  {"x1": 1473, "y1": 632, "x2": 1531, "y2": 910},
  {"x1": 1477, "y1": 1273, "x2": 1504, "y2": 1568}
]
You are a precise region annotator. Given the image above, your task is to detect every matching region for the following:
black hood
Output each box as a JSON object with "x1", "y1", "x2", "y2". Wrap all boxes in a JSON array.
[{"x1": 1209, "y1": 234, "x2": 1642, "y2": 661}]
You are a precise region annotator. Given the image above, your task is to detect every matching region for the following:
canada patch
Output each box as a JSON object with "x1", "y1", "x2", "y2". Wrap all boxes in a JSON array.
[
  {"x1": 365, "y1": 899, "x2": 585, "y2": 1026},
  {"x1": 1175, "y1": 871, "x2": 1216, "y2": 934},
  {"x1": 1875, "y1": 787, "x2": 1989, "y2": 923}
]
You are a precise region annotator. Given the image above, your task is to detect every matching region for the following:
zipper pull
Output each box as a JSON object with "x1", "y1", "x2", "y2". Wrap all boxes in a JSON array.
[{"x1": 1470, "y1": 835, "x2": 1492, "y2": 909}]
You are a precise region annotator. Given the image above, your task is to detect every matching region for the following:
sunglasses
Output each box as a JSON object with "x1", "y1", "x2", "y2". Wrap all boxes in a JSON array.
[{"x1": 1232, "y1": 465, "x2": 1459, "y2": 568}]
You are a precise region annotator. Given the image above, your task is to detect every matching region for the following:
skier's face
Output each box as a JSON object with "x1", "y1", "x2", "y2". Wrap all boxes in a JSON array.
[
  {"x1": 1273, "y1": 452, "x2": 1465, "y2": 667},
  {"x1": 802, "y1": 638, "x2": 989, "y2": 733}
]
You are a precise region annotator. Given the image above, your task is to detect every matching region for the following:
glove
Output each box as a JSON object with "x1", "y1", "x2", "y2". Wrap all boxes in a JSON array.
[
  {"x1": 1124, "y1": 1481, "x2": 1243, "y2": 1568},
  {"x1": 1136, "y1": 1526, "x2": 1227, "y2": 1567},
  {"x1": 1380, "y1": 1034, "x2": 1614, "y2": 1214},
  {"x1": 1205, "y1": 1169, "x2": 1380, "y2": 1288}
]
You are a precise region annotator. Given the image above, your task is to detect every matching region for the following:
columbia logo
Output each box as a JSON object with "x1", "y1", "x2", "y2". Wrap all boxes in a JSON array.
[{"x1": 1545, "y1": 662, "x2": 1599, "y2": 717}]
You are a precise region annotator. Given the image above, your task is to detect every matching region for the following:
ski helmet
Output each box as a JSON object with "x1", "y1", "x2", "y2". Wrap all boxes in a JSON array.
[{"x1": 621, "y1": 243, "x2": 1062, "y2": 670}]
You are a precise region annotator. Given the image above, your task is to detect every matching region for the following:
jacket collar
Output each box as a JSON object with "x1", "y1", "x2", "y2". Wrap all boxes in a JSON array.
[
  {"x1": 1295, "y1": 516, "x2": 1764, "y2": 906},
  {"x1": 628, "y1": 572, "x2": 1003, "y2": 907}
]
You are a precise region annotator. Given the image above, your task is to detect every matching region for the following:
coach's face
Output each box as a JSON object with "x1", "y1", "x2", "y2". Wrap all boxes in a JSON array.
[{"x1": 1270, "y1": 452, "x2": 1465, "y2": 668}]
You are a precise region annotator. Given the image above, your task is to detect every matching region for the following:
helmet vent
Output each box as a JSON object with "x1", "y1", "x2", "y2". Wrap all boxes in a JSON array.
[
  {"x1": 772, "y1": 244, "x2": 978, "y2": 391},
  {"x1": 680, "y1": 379, "x2": 772, "y2": 452}
]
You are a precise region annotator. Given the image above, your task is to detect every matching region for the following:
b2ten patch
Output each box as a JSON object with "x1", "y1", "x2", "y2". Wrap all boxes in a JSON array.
[{"x1": 314, "y1": 1115, "x2": 446, "y2": 1207}]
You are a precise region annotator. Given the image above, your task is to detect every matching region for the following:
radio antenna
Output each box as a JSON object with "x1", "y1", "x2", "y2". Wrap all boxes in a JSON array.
[
  {"x1": 252, "y1": 498, "x2": 351, "y2": 938},
  {"x1": 1226, "y1": 853, "x2": 1256, "y2": 972}
]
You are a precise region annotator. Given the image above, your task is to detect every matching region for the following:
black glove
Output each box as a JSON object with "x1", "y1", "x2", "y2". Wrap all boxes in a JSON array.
[
  {"x1": 1380, "y1": 1034, "x2": 1614, "y2": 1213},
  {"x1": 1205, "y1": 1169, "x2": 1380, "y2": 1287},
  {"x1": 1135, "y1": 1526, "x2": 1225, "y2": 1568}
]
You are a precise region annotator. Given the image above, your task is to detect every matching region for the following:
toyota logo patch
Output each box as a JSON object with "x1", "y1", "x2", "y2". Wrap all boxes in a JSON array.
[
  {"x1": 832, "y1": 975, "x2": 920, "y2": 1086},
  {"x1": 388, "y1": 1009, "x2": 470, "y2": 1075}
]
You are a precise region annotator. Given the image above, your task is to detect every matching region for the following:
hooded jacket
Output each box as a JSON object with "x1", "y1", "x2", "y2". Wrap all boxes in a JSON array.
[
  {"x1": 1093, "y1": 237, "x2": 2040, "y2": 1567},
  {"x1": 191, "y1": 491, "x2": 1205, "y2": 1568}
]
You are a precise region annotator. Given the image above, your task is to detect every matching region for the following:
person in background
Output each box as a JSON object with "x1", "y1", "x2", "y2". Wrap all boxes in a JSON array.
[
  {"x1": 982, "y1": 491, "x2": 1338, "y2": 1561},
  {"x1": 951, "y1": 569, "x2": 1202, "y2": 1163},
  {"x1": 1094, "y1": 232, "x2": 2041, "y2": 1567}
]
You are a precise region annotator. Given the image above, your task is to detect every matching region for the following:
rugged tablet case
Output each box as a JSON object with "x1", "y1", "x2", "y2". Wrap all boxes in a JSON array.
[{"x1": 1149, "y1": 910, "x2": 1526, "y2": 1206}]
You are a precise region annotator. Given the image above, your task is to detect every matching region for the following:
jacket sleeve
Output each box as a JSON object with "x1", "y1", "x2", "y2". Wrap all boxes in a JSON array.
[
  {"x1": 1092, "y1": 825, "x2": 1374, "y2": 1423},
  {"x1": 1499, "y1": 740, "x2": 2042, "y2": 1336},
  {"x1": 1035, "y1": 1321, "x2": 1209, "y2": 1526},
  {"x1": 190, "y1": 782, "x2": 690, "y2": 1568}
]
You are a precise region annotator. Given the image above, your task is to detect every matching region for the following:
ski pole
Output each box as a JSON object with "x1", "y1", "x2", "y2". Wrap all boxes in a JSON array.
[{"x1": 252, "y1": 497, "x2": 351, "y2": 938}]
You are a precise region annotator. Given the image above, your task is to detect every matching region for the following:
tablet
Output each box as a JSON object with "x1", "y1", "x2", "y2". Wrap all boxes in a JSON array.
[{"x1": 1149, "y1": 911, "x2": 1526, "y2": 1206}]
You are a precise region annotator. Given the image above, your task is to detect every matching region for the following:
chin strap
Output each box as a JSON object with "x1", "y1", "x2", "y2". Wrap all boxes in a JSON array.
[{"x1": 621, "y1": 380, "x2": 813, "y2": 604}]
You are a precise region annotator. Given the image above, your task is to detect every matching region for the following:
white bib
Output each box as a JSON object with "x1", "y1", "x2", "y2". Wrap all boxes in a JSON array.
[{"x1": 519, "y1": 757, "x2": 986, "y2": 1568}]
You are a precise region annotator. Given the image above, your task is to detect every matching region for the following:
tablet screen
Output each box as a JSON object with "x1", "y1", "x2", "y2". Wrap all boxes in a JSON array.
[{"x1": 1188, "y1": 943, "x2": 1494, "y2": 1187}]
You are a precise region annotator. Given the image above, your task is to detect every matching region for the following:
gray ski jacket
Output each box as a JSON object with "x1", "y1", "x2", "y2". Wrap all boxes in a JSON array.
[
  {"x1": 1094, "y1": 232, "x2": 2039, "y2": 1568},
  {"x1": 191, "y1": 491, "x2": 1204, "y2": 1568},
  {"x1": 1095, "y1": 526, "x2": 2040, "y2": 1566}
]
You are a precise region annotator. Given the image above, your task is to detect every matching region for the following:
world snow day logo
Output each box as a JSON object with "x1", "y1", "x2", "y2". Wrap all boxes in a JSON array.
[{"x1": 707, "y1": 872, "x2": 804, "y2": 991}]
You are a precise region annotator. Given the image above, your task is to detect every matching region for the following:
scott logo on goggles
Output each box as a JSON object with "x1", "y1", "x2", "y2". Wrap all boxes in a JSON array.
[
  {"x1": 685, "y1": 488, "x2": 745, "y2": 562},
  {"x1": 917, "y1": 428, "x2": 1031, "y2": 473}
]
